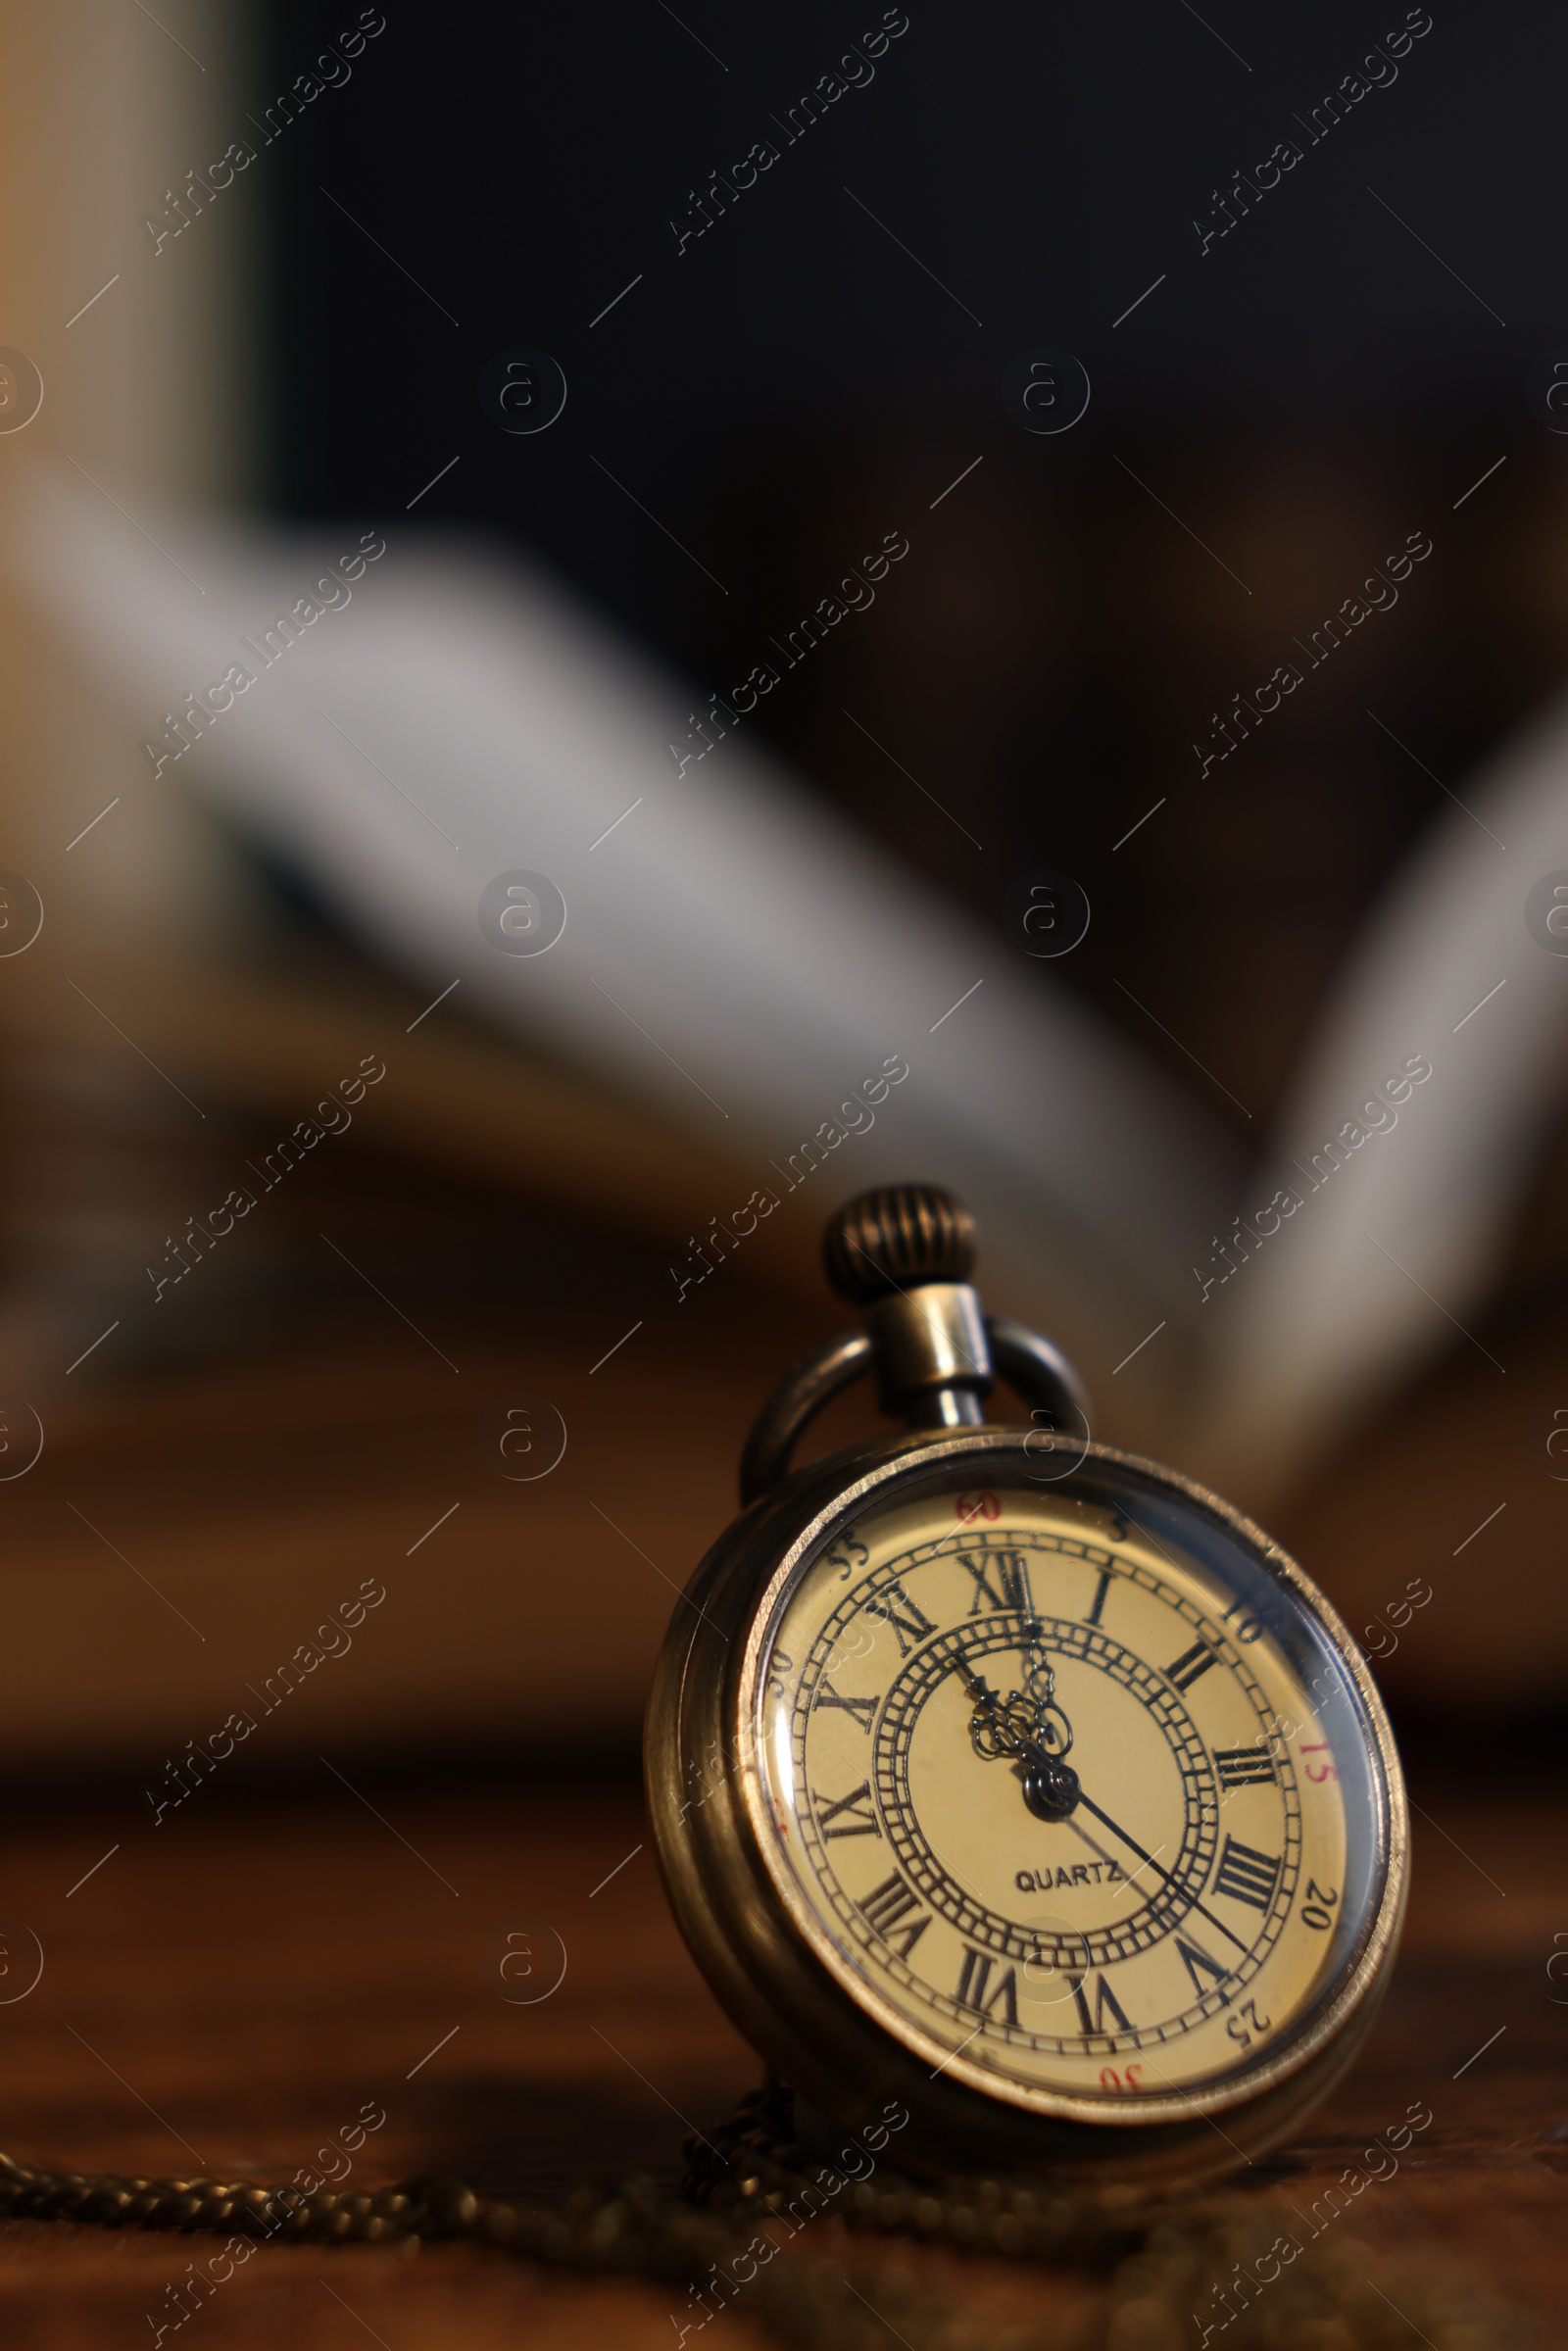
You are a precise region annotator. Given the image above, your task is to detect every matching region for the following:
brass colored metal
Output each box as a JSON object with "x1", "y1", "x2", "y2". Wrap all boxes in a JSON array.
[
  {"x1": 739, "y1": 1330, "x2": 874, "y2": 1506},
  {"x1": 647, "y1": 1424, "x2": 1407, "y2": 2195},
  {"x1": 822, "y1": 1184, "x2": 977, "y2": 1302},
  {"x1": 865, "y1": 1282, "x2": 992, "y2": 1422},
  {"x1": 738, "y1": 1314, "x2": 1091, "y2": 1504},
  {"x1": 742, "y1": 1186, "x2": 1096, "y2": 1499},
  {"x1": 5, "y1": 2075, "x2": 1521, "y2": 2351},
  {"x1": 984, "y1": 1314, "x2": 1094, "y2": 1439},
  {"x1": 717, "y1": 1181, "x2": 1401, "y2": 2188}
]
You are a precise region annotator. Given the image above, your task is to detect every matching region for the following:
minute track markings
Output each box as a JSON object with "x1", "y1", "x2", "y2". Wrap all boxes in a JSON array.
[{"x1": 813, "y1": 1528, "x2": 1250, "y2": 1697}]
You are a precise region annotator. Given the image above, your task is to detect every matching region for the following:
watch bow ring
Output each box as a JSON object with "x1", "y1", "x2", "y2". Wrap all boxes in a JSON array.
[{"x1": 646, "y1": 1183, "x2": 1407, "y2": 2194}]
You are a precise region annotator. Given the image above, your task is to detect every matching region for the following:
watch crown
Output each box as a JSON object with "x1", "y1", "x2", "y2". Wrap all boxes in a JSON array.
[{"x1": 822, "y1": 1184, "x2": 977, "y2": 1305}]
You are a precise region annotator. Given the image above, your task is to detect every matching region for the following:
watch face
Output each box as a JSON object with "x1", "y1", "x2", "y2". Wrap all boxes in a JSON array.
[{"x1": 752, "y1": 1458, "x2": 1392, "y2": 2118}]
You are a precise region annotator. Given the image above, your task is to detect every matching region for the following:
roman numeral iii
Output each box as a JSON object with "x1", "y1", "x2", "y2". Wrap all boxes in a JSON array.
[
  {"x1": 1213, "y1": 1742, "x2": 1276, "y2": 1788},
  {"x1": 1211, "y1": 1835, "x2": 1282, "y2": 1911}
]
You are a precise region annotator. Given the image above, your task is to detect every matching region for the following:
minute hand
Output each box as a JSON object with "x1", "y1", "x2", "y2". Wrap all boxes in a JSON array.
[{"x1": 1072, "y1": 1787, "x2": 1250, "y2": 1958}]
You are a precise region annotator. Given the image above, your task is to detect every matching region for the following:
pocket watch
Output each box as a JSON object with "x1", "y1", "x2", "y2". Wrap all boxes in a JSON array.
[{"x1": 646, "y1": 1184, "x2": 1407, "y2": 2194}]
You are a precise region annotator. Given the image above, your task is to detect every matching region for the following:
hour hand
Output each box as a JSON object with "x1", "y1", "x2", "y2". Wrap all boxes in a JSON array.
[
  {"x1": 1018, "y1": 1740, "x2": 1080, "y2": 1822},
  {"x1": 957, "y1": 1657, "x2": 1080, "y2": 1819}
]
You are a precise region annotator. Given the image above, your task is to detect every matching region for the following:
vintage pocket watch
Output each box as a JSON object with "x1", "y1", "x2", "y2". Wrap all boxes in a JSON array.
[{"x1": 647, "y1": 1185, "x2": 1407, "y2": 2194}]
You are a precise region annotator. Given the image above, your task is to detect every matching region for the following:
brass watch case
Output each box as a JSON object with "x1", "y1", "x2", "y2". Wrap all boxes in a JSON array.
[{"x1": 645, "y1": 1426, "x2": 1408, "y2": 2197}]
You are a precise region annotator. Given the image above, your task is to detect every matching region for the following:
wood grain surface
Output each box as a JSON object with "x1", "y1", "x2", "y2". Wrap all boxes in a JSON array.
[
  {"x1": 0, "y1": 1111, "x2": 1561, "y2": 2346},
  {"x1": 0, "y1": 1752, "x2": 1560, "y2": 2348}
]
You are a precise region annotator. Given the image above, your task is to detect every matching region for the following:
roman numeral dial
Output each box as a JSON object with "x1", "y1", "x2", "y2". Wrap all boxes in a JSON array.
[
  {"x1": 1174, "y1": 1931, "x2": 1231, "y2": 2002},
  {"x1": 956, "y1": 1550, "x2": 1034, "y2": 1615},
  {"x1": 764, "y1": 1484, "x2": 1340, "y2": 2106},
  {"x1": 1067, "y1": 1970, "x2": 1132, "y2": 2037}
]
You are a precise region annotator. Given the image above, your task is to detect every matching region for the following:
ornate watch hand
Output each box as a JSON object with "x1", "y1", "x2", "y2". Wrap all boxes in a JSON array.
[
  {"x1": 957, "y1": 1659, "x2": 1079, "y2": 1818},
  {"x1": 956, "y1": 1653, "x2": 1250, "y2": 1956}
]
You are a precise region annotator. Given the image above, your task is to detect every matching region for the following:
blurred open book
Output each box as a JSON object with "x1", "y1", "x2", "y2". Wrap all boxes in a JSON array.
[{"x1": 1, "y1": 475, "x2": 1566, "y2": 1761}]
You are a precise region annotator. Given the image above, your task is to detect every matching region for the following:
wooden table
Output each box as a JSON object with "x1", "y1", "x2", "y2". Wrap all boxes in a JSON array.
[
  {"x1": 0, "y1": 1106, "x2": 1562, "y2": 2344},
  {"x1": 0, "y1": 1751, "x2": 1560, "y2": 2347}
]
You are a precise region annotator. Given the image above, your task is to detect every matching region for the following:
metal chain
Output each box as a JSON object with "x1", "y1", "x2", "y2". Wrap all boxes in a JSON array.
[{"x1": 0, "y1": 2080, "x2": 1537, "y2": 2349}]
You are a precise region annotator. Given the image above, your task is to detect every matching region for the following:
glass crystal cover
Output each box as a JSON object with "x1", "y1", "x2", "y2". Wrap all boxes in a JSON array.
[{"x1": 757, "y1": 1469, "x2": 1382, "y2": 2110}]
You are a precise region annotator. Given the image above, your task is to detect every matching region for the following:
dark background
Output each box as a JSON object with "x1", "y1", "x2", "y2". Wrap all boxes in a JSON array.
[{"x1": 264, "y1": 1, "x2": 1568, "y2": 1136}]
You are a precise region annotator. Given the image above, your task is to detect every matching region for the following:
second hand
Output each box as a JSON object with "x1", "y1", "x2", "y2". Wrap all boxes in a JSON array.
[{"x1": 1071, "y1": 1789, "x2": 1249, "y2": 1957}]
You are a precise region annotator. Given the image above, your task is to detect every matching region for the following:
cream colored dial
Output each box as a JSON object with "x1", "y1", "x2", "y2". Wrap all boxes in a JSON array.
[{"x1": 759, "y1": 1480, "x2": 1357, "y2": 2108}]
